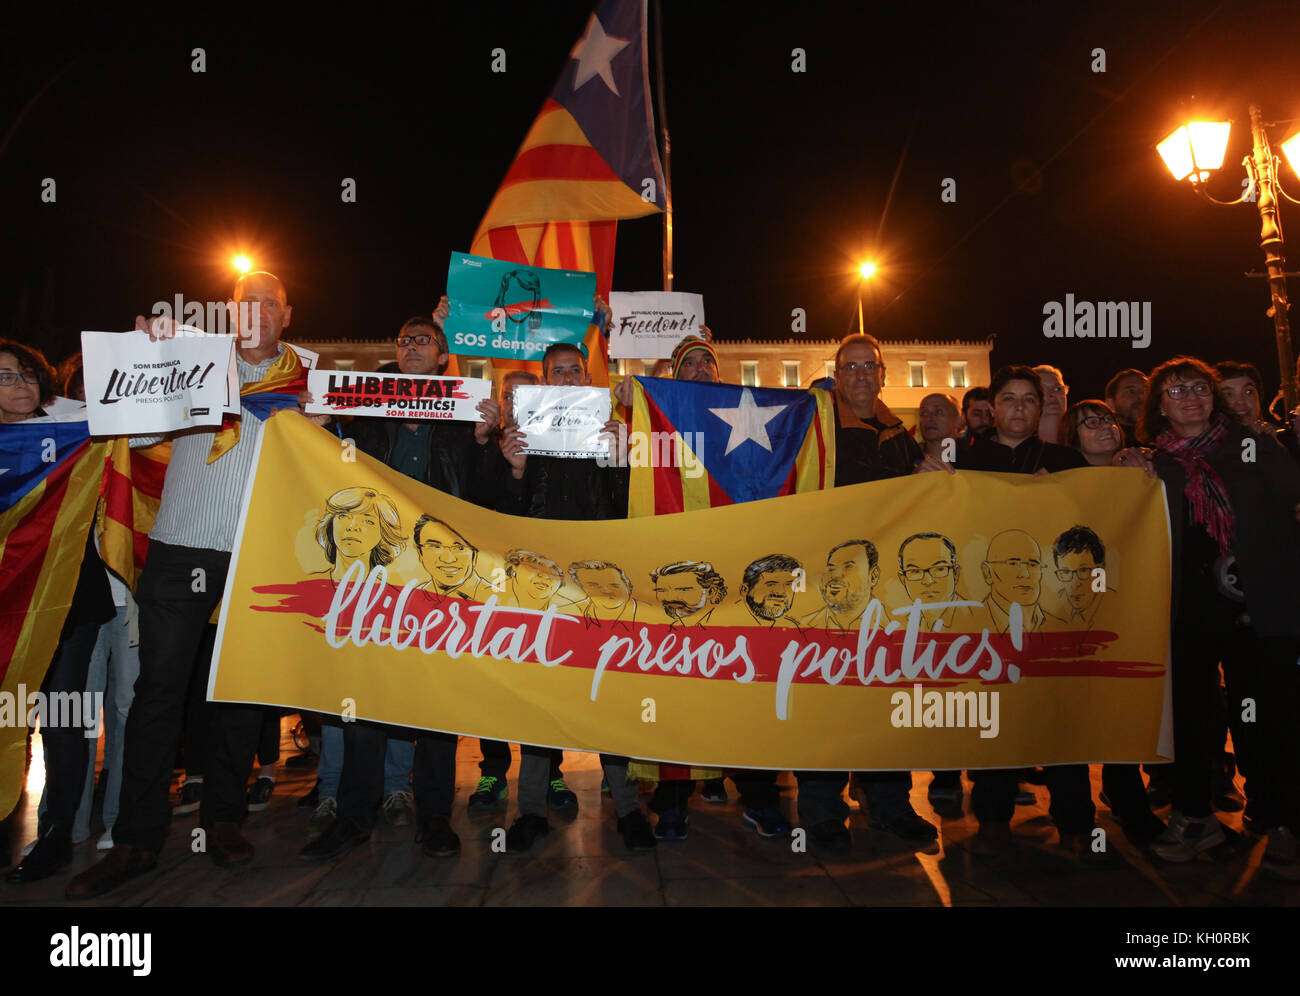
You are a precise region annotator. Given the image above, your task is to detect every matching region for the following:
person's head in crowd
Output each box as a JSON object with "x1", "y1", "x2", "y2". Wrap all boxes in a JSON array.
[
  {"x1": 414, "y1": 515, "x2": 479, "y2": 592},
  {"x1": 542, "y1": 343, "x2": 590, "y2": 387},
  {"x1": 897, "y1": 533, "x2": 960, "y2": 606},
  {"x1": 982, "y1": 529, "x2": 1044, "y2": 610},
  {"x1": 834, "y1": 333, "x2": 886, "y2": 419},
  {"x1": 1052, "y1": 525, "x2": 1106, "y2": 618},
  {"x1": 739, "y1": 554, "x2": 802, "y2": 622},
  {"x1": 1215, "y1": 361, "x2": 1265, "y2": 428},
  {"x1": 1063, "y1": 399, "x2": 1122, "y2": 467},
  {"x1": 818, "y1": 539, "x2": 879, "y2": 615},
  {"x1": 961, "y1": 387, "x2": 993, "y2": 435},
  {"x1": 1140, "y1": 356, "x2": 1231, "y2": 443},
  {"x1": 671, "y1": 336, "x2": 719, "y2": 383},
  {"x1": 917, "y1": 393, "x2": 962, "y2": 456},
  {"x1": 1104, "y1": 368, "x2": 1147, "y2": 428},
  {"x1": 500, "y1": 370, "x2": 540, "y2": 427},
  {"x1": 649, "y1": 358, "x2": 672, "y2": 378},
  {"x1": 231, "y1": 270, "x2": 291, "y2": 351},
  {"x1": 60, "y1": 354, "x2": 85, "y2": 403},
  {"x1": 988, "y1": 365, "x2": 1044, "y2": 447},
  {"x1": 1033, "y1": 364, "x2": 1068, "y2": 443},
  {"x1": 506, "y1": 549, "x2": 565, "y2": 602},
  {"x1": 650, "y1": 560, "x2": 727, "y2": 622},
  {"x1": 568, "y1": 560, "x2": 633, "y2": 612},
  {"x1": 396, "y1": 317, "x2": 449, "y2": 376},
  {"x1": 0, "y1": 339, "x2": 56, "y2": 422},
  {"x1": 316, "y1": 487, "x2": 405, "y2": 577}
]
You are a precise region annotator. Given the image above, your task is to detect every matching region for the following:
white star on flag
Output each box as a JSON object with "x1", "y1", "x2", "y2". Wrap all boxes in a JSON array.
[
  {"x1": 708, "y1": 389, "x2": 788, "y2": 455},
  {"x1": 569, "y1": 15, "x2": 629, "y2": 96}
]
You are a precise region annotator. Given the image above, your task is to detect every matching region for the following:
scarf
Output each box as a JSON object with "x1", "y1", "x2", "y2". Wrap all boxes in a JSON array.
[
  {"x1": 1156, "y1": 411, "x2": 1235, "y2": 559},
  {"x1": 207, "y1": 346, "x2": 308, "y2": 463}
]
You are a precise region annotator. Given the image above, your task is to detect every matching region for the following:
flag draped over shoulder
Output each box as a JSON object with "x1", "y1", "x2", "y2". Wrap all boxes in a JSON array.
[
  {"x1": 624, "y1": 377, "x2": 836, "y2": 517},
  {"x1": 98, "y1": 437, "x2": 170, "y2": 592},
  {"x1": 207, "y1": 346, "x2": 308, "y2": 463},
  {"x1": 0, "y1": 421, "x2": 108, "y2": 817},
  {"x1": 468, "y1": 0, "x2": 667, "y2": 384}
]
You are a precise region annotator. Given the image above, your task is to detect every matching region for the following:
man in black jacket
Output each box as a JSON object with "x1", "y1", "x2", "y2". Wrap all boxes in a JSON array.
[{"x1": 300, "y1": 315, "x2": 508, "y2": 863}]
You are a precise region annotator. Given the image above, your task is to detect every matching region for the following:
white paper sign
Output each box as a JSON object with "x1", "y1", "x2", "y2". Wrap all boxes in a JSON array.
[
  {"x1": 608, "y1": 291, "x2": 706, "y2": 359},
  {"x1": 81, "y1": 331, "x2": 236, "y2": 436},
  {"x1": 288, "y1": 344, "x2": 319, "y2": 369},
  {"x1": 304, "y1": 370, "x2": 491, "y2": 422},
  {"x1": 513, "y1": 385, "x2": 611, "y2": 458}
]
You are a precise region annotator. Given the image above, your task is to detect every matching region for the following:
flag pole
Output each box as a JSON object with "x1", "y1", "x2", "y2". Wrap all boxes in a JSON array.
[{"x1": 652, "y1": 0, "x2": 673, "y2": 292}]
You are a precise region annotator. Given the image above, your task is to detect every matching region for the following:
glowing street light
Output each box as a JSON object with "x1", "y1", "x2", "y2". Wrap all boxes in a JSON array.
[
  {"x1": 857, "y1": 261, "x2": 878, "y2": 334},
  {"x1": 859, "y1": 261, "x2": 878, "y2": 280},
  {"x1": 232, "y1": 255, "x2": 253, "y2": 274},
  {"x1": 1157, "y1": 106, "x2": 1299, "y2": 411}
]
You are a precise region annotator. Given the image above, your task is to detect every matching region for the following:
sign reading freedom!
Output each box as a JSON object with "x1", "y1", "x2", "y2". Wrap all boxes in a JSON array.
[{"x1": 211, "y1": 414, "x2": 1173, "y2": 771}]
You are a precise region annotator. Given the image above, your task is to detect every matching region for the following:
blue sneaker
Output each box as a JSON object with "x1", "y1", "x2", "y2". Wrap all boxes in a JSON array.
[
  {"x1": 742, "y1": 805, "x2": 791, "y2": 839},
  {"x1": 654, "y1": 808, "x2": 689, "y2": 841},
  {"x1": 468, "y1": 776, "x2": 508, "y2": 810}
]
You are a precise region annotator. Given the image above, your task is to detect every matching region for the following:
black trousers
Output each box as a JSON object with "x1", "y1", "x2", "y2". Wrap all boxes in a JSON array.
[
  {"x1": 479, "y1": 739, "x2": 562, "y2": 779},
  {"x1": 1170, "y1": 627, "x2": 1227, "y2": 819},
  {"x1": 732, "y1": 769, "x2": 780, "y2": 809},
  {"x1": 180, "y1": 625, "x2": 217, "y2": 778},
  {"x1": 37, "y1": 619, "x2": 99, "y2": 840},
  {"x1": 338, "y1": 720, "x2": 457, "y2": 832},
  {"x1": 970, "y1": 764, "x2": 1095, "y2": 833},
  {"x1": 1225, "y1": 632, "x2": 1300, "y2": 830},
  {"x1": 114, "y1": 542, "x2": 244, "y2": 852}
]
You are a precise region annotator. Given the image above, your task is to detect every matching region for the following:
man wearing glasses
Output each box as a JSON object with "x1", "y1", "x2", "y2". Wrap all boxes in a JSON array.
[
  {"x1": 1048, "y1": 525, "x2": 1110, "y2": 631},
  {"x1": 978, "y1": 529, "x2": 1063, "y2": 635},
  {"x1": 897, "y1": 532, "x2": 978, "y2": 633}
]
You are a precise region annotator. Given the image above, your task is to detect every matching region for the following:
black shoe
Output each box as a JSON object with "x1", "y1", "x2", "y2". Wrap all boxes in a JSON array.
[
  {"x1": 172, "y1": 780, "x2": 202, "y2": 815},
  {"x1": 298, "y1": 816, "x2": 370, "y2": 862},
  {"x1": 872, "y1": 809, "x2": 939, "y2": 845},
  {"x1": 418, "y1": 815, "x2": 461, "y2": 858},
  {"x1": 809, "y1": 818, "x2": 852, "y2": 850},
  {"x1": 505, "y1": 814, "x2": 551, "y2": 852},
  {"x1": 297, "y1": 780, "x2": 321, "y2": 809},
  {"x1": 5, "y1": 829, "x2": 73, "y2": 884},
  {"x1": 617, "y1": 811, "x2": 656, "y2": 851},
  {"x1": 284, "y1": 750, "x2": 318, "y2": 770},
  {"x1": 246, "y1": 777, "x2": 275, "y2": 812}
]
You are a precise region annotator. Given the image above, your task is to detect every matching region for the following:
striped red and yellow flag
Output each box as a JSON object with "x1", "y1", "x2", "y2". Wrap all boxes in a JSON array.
[
  {"x1": 466, "y1": 0, "x2": 666, "y2": 385},
  {"x1": 0, "y1": 422, "x2": 109, "y2": 817},
  {"x1": 98, "y1": 436, "x2": 170, "y2": 592}
]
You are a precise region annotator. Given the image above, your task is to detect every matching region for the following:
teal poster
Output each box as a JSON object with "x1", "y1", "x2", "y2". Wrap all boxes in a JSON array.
[{"x1": 444, "y1": 252, "x2": 597, "y2": 361}]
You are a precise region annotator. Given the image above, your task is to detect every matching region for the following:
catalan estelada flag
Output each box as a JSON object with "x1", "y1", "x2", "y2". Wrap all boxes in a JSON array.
[
  {"x1": 468, "y1": 0, "x2": 667, "y2": 384},
  {"x1": 625, "y1": 378, "x2": 836, "y2": 517},
  {"x1": 98, "y1": 436, "x2": 170, "y2": 592},
  {"x1": 0, "y1": 421, "x2": 108, "y2": 817}
]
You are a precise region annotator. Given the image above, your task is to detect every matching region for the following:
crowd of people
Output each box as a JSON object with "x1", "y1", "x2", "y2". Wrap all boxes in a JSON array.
[{"x1": 2, "y1": 267, "x2": 1299, "y2": 899}]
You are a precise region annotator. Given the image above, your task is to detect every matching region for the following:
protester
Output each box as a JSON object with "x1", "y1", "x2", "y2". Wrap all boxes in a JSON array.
[
  {"x1": 1032, "y1": 364, "x2": 1069, "y2": 445},
  {"x1": 960, "y1": 387, "x2": 993, "y2": 442},
  {"x1": 1104, "y1": 369, "x2": 1148, "y2": 448},
  {"x1": 916, "y1": 392, "x2": 963, "y2": 460},
  {"x1": 1062, "y1": 399, "x2": 1123, "y2": 466},
  {"x1": 1144, "y1": 357, "x2": 1300, "y2": 872}
]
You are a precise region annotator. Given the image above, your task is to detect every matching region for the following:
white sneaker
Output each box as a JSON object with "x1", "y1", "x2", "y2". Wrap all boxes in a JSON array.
[
  {"x1": 308, "y1": 797, "x2": 337, "y2": 836},
  {"x1": 382, "y1": 790, "x2": 415, "y2": 828},
  {"x1": 97, "y1": 828, "x2": 114, "y2": 851},
  {"x1": 1150, "y1": 809, "x2": 1225, "y2": 862},
  {"x1": 20, "y1": 838, "x2": 37, "y2": 858}
]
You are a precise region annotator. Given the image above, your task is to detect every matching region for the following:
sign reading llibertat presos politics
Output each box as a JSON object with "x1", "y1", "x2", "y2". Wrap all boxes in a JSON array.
[
  {"x1": 443, "y1": 251, "x2": 596, "y2": 361},
  {"x1": 304, "y1": 370, "x2": 491, "y2": 422},
  {"x1": 80, "y1": 331, "x2": 236, "y2": 436},
  {"x1": 608, "y1": 291, "x2": 706, "y2": 359},
  {"x1": 512, "y1": 384, "x2": 612, "y2": 458}
]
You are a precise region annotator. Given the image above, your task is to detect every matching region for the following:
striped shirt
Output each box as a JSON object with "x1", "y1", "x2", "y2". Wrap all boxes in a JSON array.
[{"x1": 136, "y1": 346, "x2": 283, "y2": 553}]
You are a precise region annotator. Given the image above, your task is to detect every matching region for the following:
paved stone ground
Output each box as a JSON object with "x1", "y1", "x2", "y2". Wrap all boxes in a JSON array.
[{"x1": 2, "y1": 720, "x2": 1295, "y2": 907}]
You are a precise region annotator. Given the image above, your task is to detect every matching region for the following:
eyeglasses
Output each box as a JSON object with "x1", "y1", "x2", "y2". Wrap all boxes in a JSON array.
[
  {"x1": 0, "y1": 370, "x2": 39, "y2": 387},
  {"x1": 986, "y1": 559, "x2": 1043, "y2": 573},
  {"x1": 1055, "y1": 567, "x2": 1097, "y2": 582},
  {"x1": 396, "y1": 334, "x2": 438, "y2": 348},
  {"x1": 901, "y1": 563, "x2": 955, "y2": 582},
  {"x1": 1163, "y1": 382, "x2": 1212, "y2": 400},
  {"x1": 1078, "y1": 414, "x2": 1117, "y2": 429},
  {"x1": 420, "y1": 541, "x2": 467, "y2": 553},
  {"x1": 840, "y1": 361, "x2": 880, "y2": 374}
]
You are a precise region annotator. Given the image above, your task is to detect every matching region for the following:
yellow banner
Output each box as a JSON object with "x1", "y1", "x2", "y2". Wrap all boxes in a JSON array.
[{"x1": 211, "y1": 414, "x2": 1173, "y2": 770}]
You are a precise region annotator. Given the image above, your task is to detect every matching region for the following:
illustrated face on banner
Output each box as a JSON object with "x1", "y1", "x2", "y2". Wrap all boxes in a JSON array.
[
  {"x1": 417, "y1": 520, "x2": 476, "y2": 591},
  {"x1": 741, "y1": 560, "x2": 800, "y2": 621},
  {"x1": 333, "y1": 506, "x2": 381, "y2": 563},
  {"x1": 512, "y1": 557, "x2": 563, "y2": 601},
  {"x1": 899, "y1": 536, "x2": 959, "y2": 604},
  {"x1": 1057, "y1": 550, "x2": 1101, "y2": 613},
  {"x1": 982, "y1": 530, "x2": 1043, "y2": 607},
  {"x1": 820, "y1": 543, "x2": 877, "y2": 613},
  {"x1": 652, "y1": 565, "x2": 724, "y2": 622},
  {"x1": 575, "y1": 567, "x2": 631, "y2": 610}
]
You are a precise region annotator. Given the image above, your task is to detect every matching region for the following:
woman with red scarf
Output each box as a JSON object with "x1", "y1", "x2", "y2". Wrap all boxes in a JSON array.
[{"x1": 1144, "y1": 356, "x2": 1300, "y2": 873}]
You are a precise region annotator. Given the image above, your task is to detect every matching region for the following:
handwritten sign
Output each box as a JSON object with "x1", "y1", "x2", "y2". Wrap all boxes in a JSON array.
[
  {"x1": 80, "y1": 331, "x2": 235, "y2": 436},
  {"x1": 304, "y1": 370, "x2": 490, "y2": 422},
  {"x1": 608, "y1": 291, "x2": 705, "y2": 359},
  {"x1": 512, "y1": 384, "x2": 611, "y2": 458}
]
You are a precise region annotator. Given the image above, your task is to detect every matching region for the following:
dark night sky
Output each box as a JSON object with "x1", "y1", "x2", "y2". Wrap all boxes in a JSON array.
[{"x1": 4, "y1": 0, "x2": 1300, "y2": 403}]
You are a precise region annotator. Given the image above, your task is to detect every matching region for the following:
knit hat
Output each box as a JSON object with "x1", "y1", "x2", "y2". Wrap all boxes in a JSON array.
[{"x1": 670, "y1": 336, "x2": 719, "y2": 379}]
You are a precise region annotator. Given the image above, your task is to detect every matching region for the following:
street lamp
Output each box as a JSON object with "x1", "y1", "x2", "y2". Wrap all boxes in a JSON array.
[
  {"x1": 857, "y1": 261, "x2": 878, "y2": 335},
  {"x1": 1158, "y1": 106, "x2": 1300, "y2": 411},
  {"x1": 232, "y1": 255, "x2": 253, "y2": 274}
]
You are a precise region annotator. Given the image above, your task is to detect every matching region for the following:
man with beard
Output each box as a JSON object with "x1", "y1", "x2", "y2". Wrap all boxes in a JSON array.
[
  {"x1": 1105, "y1": 368, "x2": 1148, "y2": 448},
  {"x1": 738, "y1": 554, "x2": 802, "y2": 628},
  {"x1": 651, "y1": 561, "x2": 727, "y2": 626},
  {"x1": 960, "y1": 387, "x2": 994, "y2": 443},
  {"x1": 799, "y1": 540, "x2": 878, "y2": 631}
]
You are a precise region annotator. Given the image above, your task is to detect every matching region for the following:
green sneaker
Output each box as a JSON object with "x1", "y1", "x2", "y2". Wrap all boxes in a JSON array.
[
  {"x1": 468, "y1": 776, "x2": 508, "y2": 810},
  {"x1": 548, "y1": 778, "x2": 579, "y2": 810}
]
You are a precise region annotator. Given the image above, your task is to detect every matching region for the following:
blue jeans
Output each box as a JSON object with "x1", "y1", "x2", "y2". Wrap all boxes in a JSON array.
[
  {"x1": 384, "y1": 735, "x2": 414, "y2": 795},
  {"x1": 320, "y1": 720, "x2": 414, "y2": 799}
]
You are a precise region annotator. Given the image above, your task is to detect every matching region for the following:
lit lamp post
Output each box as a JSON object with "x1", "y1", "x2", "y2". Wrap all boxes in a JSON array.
[
  {"x1": 232, "y1": 255, "x2": 253, "y2": 274},
  {"x1": 1157, "y1": 107, "x2": 1300, "y2": 411},
  {"x1": 857, "y1": 261, "x2": 877, "y2": 334}
]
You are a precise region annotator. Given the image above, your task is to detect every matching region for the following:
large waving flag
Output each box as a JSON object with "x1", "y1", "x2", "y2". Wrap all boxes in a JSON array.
[
  {"x1": 468, "y1": 0, "x2": 667, "y2": 384},
  {"x1": 1, "y1": 421, "x2": 108, "y2": 817},
  {"x1": 625, "y1": 377, "x2": 836, "y2": 517}
]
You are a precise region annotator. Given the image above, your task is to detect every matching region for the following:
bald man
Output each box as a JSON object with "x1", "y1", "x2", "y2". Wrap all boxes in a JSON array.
[
  {"x1": 979, "y1": 529, "x2": 1064, "y2": 635},
  {"x1": 916, "y1": 393, "x2": 962, "y2": 461}
]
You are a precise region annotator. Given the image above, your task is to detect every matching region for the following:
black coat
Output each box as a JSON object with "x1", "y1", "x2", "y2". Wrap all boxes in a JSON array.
[
  {"x1": 955, "y1": 434, "x2": 1088, "y2": 474},
  {"x1": 499, "y1": 453, "x2": 629, "y2": 521},
  {"x1": 343, "y1": 417, "x2": 503, "y2": 508}
]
